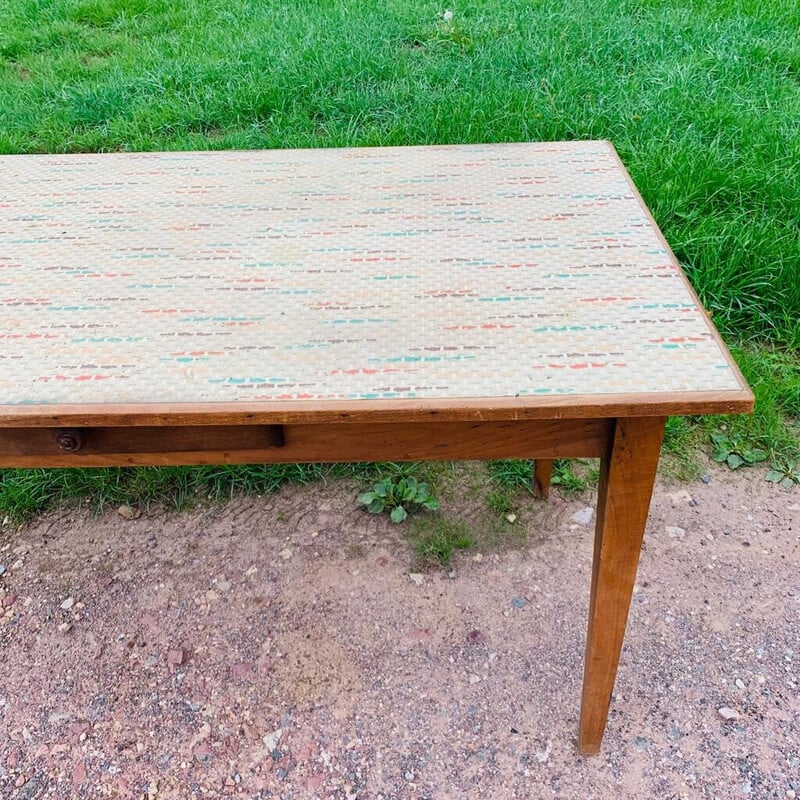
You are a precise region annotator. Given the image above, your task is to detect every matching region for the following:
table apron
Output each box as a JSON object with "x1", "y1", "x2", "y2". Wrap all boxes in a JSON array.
[{"x1": 0, "y1": 418, "x2": 613, "y2": 467}]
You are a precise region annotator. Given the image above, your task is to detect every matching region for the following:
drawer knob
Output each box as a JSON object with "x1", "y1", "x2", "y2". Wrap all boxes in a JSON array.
[{"x1": 55, "y1": 428, "x2": 86, "y2": 453}]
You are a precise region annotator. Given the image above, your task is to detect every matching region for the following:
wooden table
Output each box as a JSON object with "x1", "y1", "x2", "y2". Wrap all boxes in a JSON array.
[{"x1": 0, "y1": 141, "x2": 753, "y2": 754}]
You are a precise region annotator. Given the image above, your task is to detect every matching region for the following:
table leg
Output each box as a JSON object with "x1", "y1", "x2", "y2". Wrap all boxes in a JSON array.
[
  {"x1": 578, "y1": 416, "x2": 666, "y2": 755},
  {"x1": 533, "y1": 459, "x2": 553, "y2": 499}
]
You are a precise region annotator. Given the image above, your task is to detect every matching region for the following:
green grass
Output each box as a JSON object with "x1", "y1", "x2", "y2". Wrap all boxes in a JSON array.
[
  {"x1": 408, "y1": 516, "x2": 474, "y2": 568},
  {"x1": 1, "y1": 0, "x2": 798, "y2": 521}
]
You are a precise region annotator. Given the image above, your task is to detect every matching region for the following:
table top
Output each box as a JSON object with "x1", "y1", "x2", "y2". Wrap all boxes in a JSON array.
[{"x1": 0, "y1": 141, "x2": 752, "y2": 426}]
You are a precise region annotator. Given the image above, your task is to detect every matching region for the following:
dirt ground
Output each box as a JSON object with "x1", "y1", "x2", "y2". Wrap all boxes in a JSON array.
[{"x1": 0, "y1": 461, "x2": 798, "y2": 800}]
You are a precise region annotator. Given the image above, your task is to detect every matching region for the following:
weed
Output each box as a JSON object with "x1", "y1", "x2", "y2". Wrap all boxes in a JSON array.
[
  {"x1": 409, "y1": 516, "x2": 473, "y2": 568},
  {"x1": 486, "y1": 486, "x2": 515, "y2": 516},
  {"x1": 709, "y1": 432, "x2": 768, "y2": 470},
  {"x1": 765, "y1": 459, "x2": 800, "y2": 489},
  {"x1": 551, "y1": 460, "x2": 599, "y2": 495},
  {"x1": 358, "y1": 474, "x2": 439, "y2": 523},
  {"x1": 486, "y1": 460, "x2": 533, "y2": 492}
]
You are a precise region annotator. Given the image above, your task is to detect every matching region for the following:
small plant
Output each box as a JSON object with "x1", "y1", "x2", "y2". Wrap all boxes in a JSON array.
[
  {"x1": 358, "y1": 474, "x2": 440, "y2": 523},
  {"x1": 410, "y1": 517, "x2": 473, "y2": 567},
  {"x1": 551, "y1": 459, "x2": 599, "y2": 494},
  {"x1": 765, "y1": 459, "x2": 800, "y2": 489},
  {"x1": 486, "y1": 459, "x2": 534, "y2": 491},
  {"x1": 486, "y1": 486, "x2": 515, "y2": 515},
  {"x1": 709, "y1": 432, "x2": 767, "y2": 470}
]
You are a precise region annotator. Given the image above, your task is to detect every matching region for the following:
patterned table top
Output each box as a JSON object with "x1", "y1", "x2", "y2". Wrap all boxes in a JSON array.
[{"x1": 0, "y1": 141, "x2": 751, "y2": 421}]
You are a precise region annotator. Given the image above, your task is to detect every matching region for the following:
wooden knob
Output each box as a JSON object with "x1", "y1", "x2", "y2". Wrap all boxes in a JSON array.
[{"x1": 55, "y1": 428, "x2": 86, "y2": 453}]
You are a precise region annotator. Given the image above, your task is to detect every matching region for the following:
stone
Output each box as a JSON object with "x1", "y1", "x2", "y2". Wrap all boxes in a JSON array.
[
  {"x1": 505, "y1": 513, "x2": 517, "y2": 523},
  {"x1": 571, "y1": 507, "x2": 593, "y2": 526},
  {"x1": 735, "y1": 678, "x2": 745, "y2": 689},
  {"x1": 72, "y1": 762, "x2": 87, "y2": 786},
  {"x1": 667, "y1": 490, "x2": 693, "y2": 504},
  {"x1": 60, "y1": 596, "x2": 75, "y2": 611},
  {"x1": 216, "y1": 580, "x2": 232, "y2": 592},
  {"x1": 117, "y1": 504, "x2": 136, "y2": 520},
  {"x1": 19, "y1": 779, "x2": 40, "y2": 799},
  {"x1": 408, "y1": 573, "x2": 424, "y2": 586},
  {"x1": 279, "y1": 548, "x2": 293, "y2": 560},
  {"x1": 167, "y1": 649, "x2": 186, "y2": 670},
  {"x1": 262, "y1": 728, "x2": 283, "y2": 751},
  {"x1": 0, "y1": 565, "x2": 6, "y2": 576},
  {"x1": 511, "y1": 597, "x2": 527, "y2": 609},
  {"x1": 468, "y1": 675, "x2": 480, "y2": 685},
  {"x1": 2, "y1": 594, "x2": 16, "y2": 607},
  {"x1": 535, "y1": 739, "x2": 552, "y2": 763},
  {"x1": 718, "y1": 706, "x2": 740, "y2": 721},
  {"x1": 666, "y1": 526, "x2": 686, "y2": 540},
  {"x1": 58, "y1": 622, "x2": 72, "y2": 633},
  {"x1": 467, "y1": 629, "x2": 486, "y2": 645}
]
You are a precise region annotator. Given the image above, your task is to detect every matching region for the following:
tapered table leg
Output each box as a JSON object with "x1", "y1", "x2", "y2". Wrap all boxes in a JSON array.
[
  {"x1": 579, "y1": 416, "x2": 666, "y2": 755},
  {"x1": 533, "y1": 459, "x2": 553, "y2": 499}
]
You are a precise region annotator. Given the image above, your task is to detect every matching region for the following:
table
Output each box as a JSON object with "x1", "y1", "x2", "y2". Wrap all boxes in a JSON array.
[{"x1": 0, "y1": 141, "x2": 753, "y2": 754}]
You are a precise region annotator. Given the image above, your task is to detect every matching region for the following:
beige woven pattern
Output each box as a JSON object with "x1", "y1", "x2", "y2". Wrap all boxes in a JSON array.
[{"x1": 0, "y1": 141, "x2": 744, "y2": 406}]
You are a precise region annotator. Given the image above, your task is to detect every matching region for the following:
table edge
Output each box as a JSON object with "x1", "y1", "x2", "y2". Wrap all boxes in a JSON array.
[{"x1": 0, "y1": 389, "x2": 754, "y2": 427}]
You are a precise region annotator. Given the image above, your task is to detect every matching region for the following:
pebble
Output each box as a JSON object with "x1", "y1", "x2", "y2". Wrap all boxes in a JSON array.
[
  {"x1": 505, "y1": 513, "x2": 517, "y2": 523},
  {"x1": 571, "y1": 507, "x2": 594, "y2": 526},
  {"x1": 666, "y1": 526, "x2": 686, "y2": 540},
  {"x1": 408, "y1": 573, "x2": 424, "y2": 586},
  {"x1": 467, "y1": 629, "x2": 486, "y2": 645},
  {"x1": 216, "y1": 580, "x2": 232, "y2": 592},
  {"x1": 279, "y1": 548, "x2": 293, "y2": 560},
  {"x1": 468, "y1": 675, "x2": 480, "y2": 685},
  {"x1": 701, "y1": 475, "x2": 711, "y2": 484},
  {"x1": 117, "y1": 504, "x2": 136, "y2": 520},
  {"x1": 19, "y1": 779, "x2": 40, "y2": 799},
  {"x1": 0, "y1": 564, "x2": 5, "y2": 576},
  {"x1": 71, "y1": 762, "x2": 87, "y2": 786},
  {"x1": 58, "y1": 622, "x2": 72, "y2": 633},
  {"x1": 60, "y1": 596, "x2": 75, "y2": 611},
  {"x1": 718, "y1": 706, "x2": 740, "y2": 721},
  {"x1": 511, "y1": 597, "x2": 527, "y2": 609},
  {"x1": 167, "y1": 649, "x2": 185, "y2": 669},
  {"x1": 786, "y1": 791, "x2": 795, "y2": 799},
  {"x1": 735, "y1": 678, "x2": 745, "y2": 689},
  {"x1": 262, "y1": 728, "x2": 283, "y2": 751},
  {"x1": 667, "y1": 490, "x2": 693, "y2": 504}
]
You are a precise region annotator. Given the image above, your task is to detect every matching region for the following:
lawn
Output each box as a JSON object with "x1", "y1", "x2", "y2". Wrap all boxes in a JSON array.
[{"x1": 1, "y1": 0, "x2": 798, "y2": 519}]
